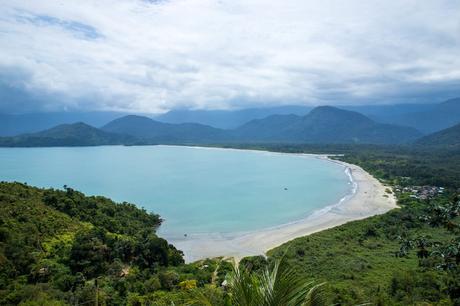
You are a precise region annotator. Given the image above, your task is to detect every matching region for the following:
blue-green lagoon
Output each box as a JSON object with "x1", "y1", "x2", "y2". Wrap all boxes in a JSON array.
[{"x1": 0, "y1": 145, "x2": 353, "y2": 240}]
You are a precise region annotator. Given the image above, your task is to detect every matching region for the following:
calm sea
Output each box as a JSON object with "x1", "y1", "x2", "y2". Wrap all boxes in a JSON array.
[{"x1": 0, "y1": 145, "x2": 352, "y2": 237}]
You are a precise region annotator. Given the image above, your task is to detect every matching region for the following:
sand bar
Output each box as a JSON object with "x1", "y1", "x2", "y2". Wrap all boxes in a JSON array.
[{"x1": 164, "y1": 151, "x2": 398, "y2": 262}]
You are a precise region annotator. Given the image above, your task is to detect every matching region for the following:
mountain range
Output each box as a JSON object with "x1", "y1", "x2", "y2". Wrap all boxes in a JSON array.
[
  {"x1": 102, "y1": 115, "x2": 226, "y2": 143},
  {"x1": 154, "y1": 98, "x2": 460, "y2": 134},
  {"x1": 232, "y1": 106, "x2": 421, "y2": 144},
  {"x1": 0, "y1": 111, "x2": 129, "y2": 137},
  {"x1": 379, "y1": 98, "x2": 460, "y2": 134},
  {"x1": 0, "y1": 105, "x2": 444, "y2": 146},
  {"x1": 0, "y1": 122, "x2": 135, "y2": 147},
  {"x1": 1, "y1": 98, "x2": 459, "y2": 137},
  {"x1": 416, "y1": 122, "x2": 460, "y2": 147}
]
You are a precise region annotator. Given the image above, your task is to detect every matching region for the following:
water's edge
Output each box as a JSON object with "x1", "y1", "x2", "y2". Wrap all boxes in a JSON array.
[{"x1": 158, "y1": 146, "x2": 357, "y2": 241}]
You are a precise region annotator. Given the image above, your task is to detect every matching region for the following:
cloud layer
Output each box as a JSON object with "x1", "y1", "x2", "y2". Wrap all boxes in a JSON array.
[{"x1": 1, "y1": 0, "x2": 459, "y2": 113}]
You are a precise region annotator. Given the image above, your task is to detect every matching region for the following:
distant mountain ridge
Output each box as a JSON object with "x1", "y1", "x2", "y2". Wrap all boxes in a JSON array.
[
  {"x1": 0, "y1": 106, "x2": 436, "y2": 147},
  {"x1": 155, "y1": 105, "x2": 312, "y2": 129},
  {"x1": 101, "y1": 106, "x2": 422, "y2": 145},
  {"x1": 154, "y1": 98, "x2": 460, "y2": 134},
  {"x1": 0, "y1": 111, "x2": 131, "y2": 136},
  {"x1": 377, "y1": 98, "x2": 460, "y2": 133},
  {"x1": 2, "y1": 98, "x2": 459, "y2": 137},
  {"x1": 416, "y1": 123, "x2": 460, "y2": 147},
  {"x1": 0, "y1": 122, "x2": 135, "y2": 147},
  {"x1": 101, "y1": 115, "x2": 227, "y2": 143},
  {"x1": 233, "y1": 106, "x2": 422, "y2": 144}
]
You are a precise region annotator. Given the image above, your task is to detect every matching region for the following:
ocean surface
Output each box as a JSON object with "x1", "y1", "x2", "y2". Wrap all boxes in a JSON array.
[{"x1": 0, "y1": 145, "x2": 353, "y2": 237}]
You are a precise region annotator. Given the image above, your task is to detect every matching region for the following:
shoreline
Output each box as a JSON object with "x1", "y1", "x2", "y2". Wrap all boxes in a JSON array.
[{"x1": 163, "y1": 147, "x2": 398, "y2": 263}]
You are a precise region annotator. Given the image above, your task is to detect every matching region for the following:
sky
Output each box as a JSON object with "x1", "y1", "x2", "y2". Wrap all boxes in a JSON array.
[{"x1": 0, "y1": 0, "x2": 459, "y2": 114}]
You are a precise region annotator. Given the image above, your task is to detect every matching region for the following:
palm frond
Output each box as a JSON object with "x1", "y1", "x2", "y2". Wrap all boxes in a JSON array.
[{"x1": 229, "y1": 255, "x2": 328, "y2": 306}]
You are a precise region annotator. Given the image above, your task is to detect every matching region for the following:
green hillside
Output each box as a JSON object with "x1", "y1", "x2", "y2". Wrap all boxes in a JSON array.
[{"x1": 0, "y1": 182, "x2": 226, "y2": 305}]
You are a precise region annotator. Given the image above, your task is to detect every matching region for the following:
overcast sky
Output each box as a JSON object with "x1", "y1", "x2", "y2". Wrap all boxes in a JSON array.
[{"x1": 1, "y1": 0, "x2": 459, "y2": 113}]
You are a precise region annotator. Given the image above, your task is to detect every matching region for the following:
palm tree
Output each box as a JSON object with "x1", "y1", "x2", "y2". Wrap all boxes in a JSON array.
[{"x1": 192, "y1": 256, "x2": 327, "y2": 306}]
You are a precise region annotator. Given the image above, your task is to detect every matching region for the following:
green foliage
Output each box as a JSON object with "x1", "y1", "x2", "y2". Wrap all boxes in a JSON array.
[
  {"x1": 229, "y1": 257, "x2": 327, "y2": 306},
  {"x1": 42, "y1": 185, "x2": 161, "y2": 236},
  {"x1": 0, "y1": 182, "x2": 190, "y2": 305}
]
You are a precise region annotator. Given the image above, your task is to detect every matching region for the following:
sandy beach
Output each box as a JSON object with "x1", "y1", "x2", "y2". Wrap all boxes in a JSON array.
[{"x1": 167, "y1": 153, "x2": 398, "y2": 263}]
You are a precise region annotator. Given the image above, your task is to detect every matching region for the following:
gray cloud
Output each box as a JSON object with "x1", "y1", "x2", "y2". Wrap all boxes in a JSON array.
[{"x1": 0, "y1": 0, "x2": 459, "y2": 113}]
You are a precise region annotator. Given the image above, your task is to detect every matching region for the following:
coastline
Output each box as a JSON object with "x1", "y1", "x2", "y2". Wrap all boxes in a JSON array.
[{"x1": 165, "y1": 149, "x2": 398, "y2": 263}]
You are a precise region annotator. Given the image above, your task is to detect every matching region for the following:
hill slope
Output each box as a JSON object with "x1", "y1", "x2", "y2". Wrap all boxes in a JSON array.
[
  {"x1": 1, "y1": 107, "x2": 424, "y2": 146},
  {"x1": 0, "y1": 182, "x2": 189, "y2": 305},
  {"x1": 102, "y1": 115, "x2": 228, "y2": 143},
  {"x1": 234, "y1": 106, "x2": 422, "y2": 144},
  {"x1": 0, "y1": 122, "x2": 135, "y2": 147},
  {"x1": 387, "y1": 98, "x2": 460, "y2": 133},
  {"x1": 416, "y1": 122, "x2": 460, "y2": 147},
  {"x1": 155, "y1": 105, "x2": 312, "y2": 129}
]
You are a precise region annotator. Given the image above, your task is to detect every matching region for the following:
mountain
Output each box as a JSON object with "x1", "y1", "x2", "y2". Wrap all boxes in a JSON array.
[
  {"x1": 234, "y1": 106, "x2": 422, "y2": 144},
  {"x1": 1, "y1": 98, "x2": 458, "y2": 137},
  {"x1": 154, "y1": 105, "x2": 312, "y2": 129},
  {"x1": 101, "y1": 115, "x2": 228, "y2": 143},
  {"x1": 415, "y1": 122, "x2": 460, "y2": 147},
  {"x1": 154, "y1": 103, "x2": 440, "y2": 130},
  {"x1": 0, "y1": 111, "x2": 132, "y2": 136},
  {"x1": 342, "y1": 103, "x2": 437, "y2": 123},
  {"x1": 1, "y1": 107, "x2": 424, "y2": 146},
  {"x1": 0, "y1": 122, "x2": 135, "y2": 147},
  {"x1": 379, "y1": 98, "x2": 460, "y2": 134}
]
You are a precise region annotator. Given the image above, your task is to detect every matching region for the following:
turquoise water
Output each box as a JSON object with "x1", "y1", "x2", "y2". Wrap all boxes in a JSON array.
[{"x1": 0, "y1": 145, "x2": 352, "y2": 237}]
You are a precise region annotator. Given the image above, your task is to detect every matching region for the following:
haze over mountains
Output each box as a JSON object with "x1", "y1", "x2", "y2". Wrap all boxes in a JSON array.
[
  {"x1": 1, "y1": 98, "x2": 460, "y2": 138},
  {"x1": 232, "y1": 106, "x2": 421, "y2": 144},
  {"x1": 416, "y1": 123, "x2": 460, "y2": 147},
  {"x1": 155, "y1": 98, "x2": 460, "y2": 134},
  {"x1": 99, "y1": 106, "x2": 421, "y2": 145},
  {"x1": 0, "y1": 111, "x2": 129, "y2": 137},
  {"x1": 102, "y1": 115, "x2": 226, "y2": 143},
  {"x1": 3, "y1": 100, "x2": 460, "y2": 147}
]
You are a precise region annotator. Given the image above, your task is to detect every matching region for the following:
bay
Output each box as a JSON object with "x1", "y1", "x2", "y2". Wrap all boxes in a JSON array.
[{"x1": 0, "y1": 145, "x2": 352, "y2": 237}]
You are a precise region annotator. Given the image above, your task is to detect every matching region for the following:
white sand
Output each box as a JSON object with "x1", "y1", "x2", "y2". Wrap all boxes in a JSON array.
[{"x1": 166, "y1": 153, "x2": 398, "y2": 263}]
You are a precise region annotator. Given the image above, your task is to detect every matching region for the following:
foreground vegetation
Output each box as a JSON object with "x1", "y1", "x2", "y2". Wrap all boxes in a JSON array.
[
  {"x1": 0, "y1": 182, "x2": 229, "y2": 305},
  {"x1": 1, "y1": 144, "x2": 460, "y2": 305}
]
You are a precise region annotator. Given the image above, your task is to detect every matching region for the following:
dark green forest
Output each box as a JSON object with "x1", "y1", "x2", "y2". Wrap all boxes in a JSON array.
[{"x1": 0, "y1": 183, "x2": 230, "y2": 305}]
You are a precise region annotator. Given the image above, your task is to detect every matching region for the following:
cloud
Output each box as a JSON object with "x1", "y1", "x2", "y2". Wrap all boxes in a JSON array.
[
  {"x1": 0, "y1": 0, "x2": 459, "y2": 113},
  {"x1": 14, "y1": 11, "x2": 103, "y2": 40}
]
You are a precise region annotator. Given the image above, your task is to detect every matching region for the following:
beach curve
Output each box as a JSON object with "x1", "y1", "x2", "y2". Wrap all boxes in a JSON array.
[{"x1": 165, "y1": 150, "x2": 398, "y2": 263}]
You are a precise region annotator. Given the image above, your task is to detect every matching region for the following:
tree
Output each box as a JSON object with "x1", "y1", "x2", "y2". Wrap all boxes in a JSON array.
[{"x1": 195, "y1": 256, "x2": 327, "y2": 306}]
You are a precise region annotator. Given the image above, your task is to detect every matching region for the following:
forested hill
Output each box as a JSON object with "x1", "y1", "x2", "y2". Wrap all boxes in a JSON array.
[
  {"x1": 416, "y1": 122, "x2": 460, "y2": 147},
  {"x1": 101, "y1": 115, "x2": 227, "y2": 143},
  {"x1": 0, "y1": 182, "x2": 196, "y2": 305},
  {"x1": 233, "y1": 106, "x2": 422, "y2": 144}
]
